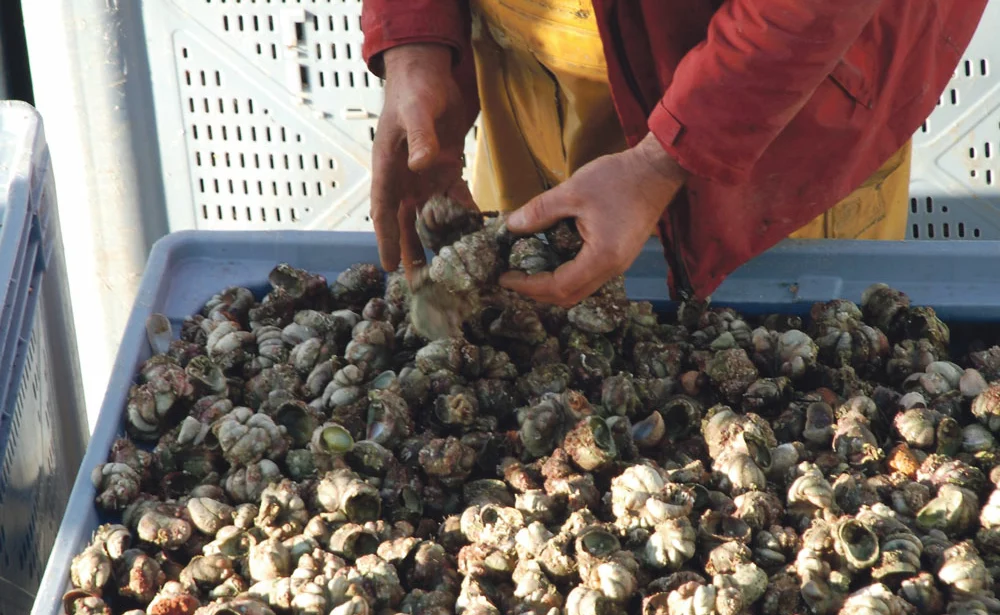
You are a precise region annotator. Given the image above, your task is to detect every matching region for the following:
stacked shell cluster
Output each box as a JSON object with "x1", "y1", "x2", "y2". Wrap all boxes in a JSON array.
[{"x1": 65, "y1": 195, "x2": 1000, "y2": 615}]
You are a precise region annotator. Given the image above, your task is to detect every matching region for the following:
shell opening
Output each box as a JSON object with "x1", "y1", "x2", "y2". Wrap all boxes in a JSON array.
[
  {"x1": 370, "y1": 370, "x2": 397, "y2": 389},
  {"x1": 349, "y1": 531, "x2": 380, "y2": 558},
  {"x1": 400, "y1": 486, "x2": 423, "y2": 515},
  {"x1": 588, "y1": 417, "x2": 614, "y2": 453},
  {"x1": 269, "y1": 267, "x2": 305, "y2": 297},
  {"x1": 344, "y1": 492, "x2": 382, "y2": 524},
  {"x1": 690, "y1": 484, "x2": 712, "y2": 512},
  {"x1": 481, "y1": 505, "x2": 500, "y2": 526},
  {"x1": 661, "y1": 398, "x2": 696, "y2": 440},
  {"x1": 321, "y1": 425, "x2": 355, "y2": 453},
  {"x1": 276, "y1": 404, "x2": 314, "y2": 447},
  {"x1": 703, "y1": 512, "x2": 751, "y2": 543},
  {"x1": 838, "y1": 519, "x2": 879, "y2": 568},
  {"x1": 579, "y1": 527, "x2": 620, "y2": 558},
  {"x1": 163, "y1": 472, "x2": 201, "y2": 498},
  {"x1": 218, "y1": 532, "x2": 254, "y2": 558},
  {"x1": 743, "y1": 433, "x2": 772, "y2": 471}
]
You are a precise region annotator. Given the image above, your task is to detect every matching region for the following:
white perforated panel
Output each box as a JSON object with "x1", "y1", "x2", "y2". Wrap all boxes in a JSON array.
[
  {"x1": 907, "y1": 0, "x2": 1000, "y2": 240},
  {"x1": 144, "y1": 0, "x2": 478, "y2": 232},
  {"x1": 142, "y1": 0, "x2": 997, "y2": 236}
]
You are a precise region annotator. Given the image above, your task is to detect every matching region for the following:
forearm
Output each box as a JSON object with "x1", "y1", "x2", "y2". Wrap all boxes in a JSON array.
[{"x1": 648, "y1": 0, "x2": 884, "y2": 184}]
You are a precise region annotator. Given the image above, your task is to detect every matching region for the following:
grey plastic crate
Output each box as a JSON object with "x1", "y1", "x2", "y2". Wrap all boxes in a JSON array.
[
  {"x1": 122, "y1": 0, "x2": 1000, "y2": 237},
  {"x1": 0, "y1": 101, "x2": 88, "y2": 614},
  {"x1": 907, "y1": 0, "x2": 1000, "y2": 240}
]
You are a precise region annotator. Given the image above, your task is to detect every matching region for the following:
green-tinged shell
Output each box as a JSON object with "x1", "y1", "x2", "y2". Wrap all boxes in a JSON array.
[
  {"x1": 311, "y1": 422, "x2": 354, "y2": 454},
  {"x1": 916, "y1": 484, "x2": 980, "y2": 536}
]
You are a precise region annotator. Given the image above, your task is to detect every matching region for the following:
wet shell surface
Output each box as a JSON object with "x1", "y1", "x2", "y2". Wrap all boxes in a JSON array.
[{"x1": 67, "y1": 195, "x2": 1000, "y2": 615}]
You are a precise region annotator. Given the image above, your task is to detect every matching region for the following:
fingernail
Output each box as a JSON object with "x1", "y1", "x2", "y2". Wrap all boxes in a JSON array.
[{"x1": 409, "y1": 148, "x2": 429, "y2": 164}]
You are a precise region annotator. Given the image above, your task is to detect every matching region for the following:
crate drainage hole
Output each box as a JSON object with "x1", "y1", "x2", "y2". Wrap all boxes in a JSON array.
[{"x1": 911, "y1": 222, "x2": 982, "y2": 239}]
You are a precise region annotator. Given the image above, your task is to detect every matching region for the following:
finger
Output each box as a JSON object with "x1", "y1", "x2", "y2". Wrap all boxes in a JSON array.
[
  {"x1": 507, "y1": 186, "x2": 574, "y2": 235},
  {"x1": 399, "y1": 105, "x2": 441, "y2": 172},
  {"x1": 446, "y1": 178, "x2": 478, "y2": 211},
  {"x1": 421, "y1": 160, "x2": 469, "y2": 202},
  {"x1": 370, "y1": 131, "x2": 404, "y2": 271},
  {"x1": 499, "y1": 245, "x2": 612, "y2": 307},
  {"x1": 398, "y1": 199, "x2": 427, "y2": 274}
]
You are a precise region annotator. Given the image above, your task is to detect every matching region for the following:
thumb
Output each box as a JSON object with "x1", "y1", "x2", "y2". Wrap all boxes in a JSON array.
[
  {"x1": 507, "y1": 187, "x2": 573, "y2": 234},
  {"x1": 399, "y1": 105, "x2": 440, "y2": 172}
]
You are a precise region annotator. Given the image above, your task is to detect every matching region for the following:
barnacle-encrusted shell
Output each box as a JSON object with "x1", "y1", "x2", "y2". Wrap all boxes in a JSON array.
[
  {"x1": 315, "y1": 469, "x2": 382, "y2": 523},
  {"x1": 837, "y1": 583, "x2": 915, "y2": 615},
  {"x1": 971, "y1": 384, "x2": 1000, "y2": 432},
  {"x1": 610, "y1": 464, "x2": 694, "y2": 530},
  {"x1": 213, "y1": 406, "x2": 289, "y2": 466},
  {"x1": 938, "y1": 540, "x2": 991, "y2": 593},
  {"x1": 644, "y1": 517, "x2": 698, "y2": 570}
]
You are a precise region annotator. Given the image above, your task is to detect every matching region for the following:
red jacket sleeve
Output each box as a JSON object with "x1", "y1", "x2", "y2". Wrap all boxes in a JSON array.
[
  {"x1": 361, "y1": 0, "x2": 470, "y2": 76},
  {"x1": 648, "y1": 0, "x2": 884, "y2": 185}
]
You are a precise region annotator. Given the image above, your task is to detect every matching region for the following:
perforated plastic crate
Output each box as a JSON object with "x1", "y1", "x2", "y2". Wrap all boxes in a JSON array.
[
  {"x1": 140, "y1": 0, "x2": 479, "y2": 233},
  {"x1": 28, "y1": 229, "x2": 1000, "y2": 615},
  {"x1": 128, "y1": 0, "x2": 1000, "y2": 237},
  {"x1": 907, "y1": 0, "x2": 1000, "y2": 240},
  {"x1": 0, "y1": 101, "x2": 87, "y2": 615}
]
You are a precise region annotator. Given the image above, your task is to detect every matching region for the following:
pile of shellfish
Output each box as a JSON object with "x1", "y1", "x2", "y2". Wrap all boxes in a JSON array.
[{"x1": 65, "y1": 196, "x2": 1000, "y2": 615}]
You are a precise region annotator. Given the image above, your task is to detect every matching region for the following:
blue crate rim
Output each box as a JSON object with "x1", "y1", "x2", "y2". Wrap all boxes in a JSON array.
[{"x1": 149, "y1": 229, "x2": 1000, "y2": 315}]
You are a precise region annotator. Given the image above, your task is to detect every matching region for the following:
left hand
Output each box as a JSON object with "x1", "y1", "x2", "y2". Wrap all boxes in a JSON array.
[{"x1": 498, "y1": 133, "x2": 689, "y2": 307}]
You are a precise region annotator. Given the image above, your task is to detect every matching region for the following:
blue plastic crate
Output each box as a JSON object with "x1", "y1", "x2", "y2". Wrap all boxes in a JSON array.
[
  {"x1": 0, "y1": 101, "x2": 87, "y2": 614},
  {"x1": 30, "y1": 229, "x2": 1000, "y2": 614}
]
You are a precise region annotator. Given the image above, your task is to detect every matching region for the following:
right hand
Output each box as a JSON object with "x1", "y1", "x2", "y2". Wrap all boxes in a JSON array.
[{"x1": 370, "y1": 43, "x2": 476, "y2": 278}]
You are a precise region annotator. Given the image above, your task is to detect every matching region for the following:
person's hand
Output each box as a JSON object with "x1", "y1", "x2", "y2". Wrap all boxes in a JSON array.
[
  {"x1": 499, "y1": 133, "x2": 689, "y2": 307},
  {"x1": 370, "y1": 43, "x2": 476, "y2": 277}
]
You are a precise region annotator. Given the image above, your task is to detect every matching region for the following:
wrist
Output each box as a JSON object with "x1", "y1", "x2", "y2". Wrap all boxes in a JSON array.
[
  {"x1": 633, "y1": 132, "x2": 689, "y2": 187},
  {"x1": 384, "y1": 43, "x2": 453, "y2": 74}
]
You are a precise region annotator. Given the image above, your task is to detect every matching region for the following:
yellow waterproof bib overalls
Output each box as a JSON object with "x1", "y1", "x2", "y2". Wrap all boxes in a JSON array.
[{"x1": 467, "y1": 0, "x2": 911, "y2": 240}]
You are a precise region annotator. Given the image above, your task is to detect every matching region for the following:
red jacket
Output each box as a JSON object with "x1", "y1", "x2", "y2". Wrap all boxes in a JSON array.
[{"x1": 361, "y1": 0, "x2": 987, "y2": 301}]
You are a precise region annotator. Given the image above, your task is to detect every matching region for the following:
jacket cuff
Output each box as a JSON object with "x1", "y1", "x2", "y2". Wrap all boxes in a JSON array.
[
  {"x1": 647, "y1": 101, "x2": 751, "y2": 186},
  {"x1": 361, "y1": 9, "x2": 467, "y2": 77}
]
